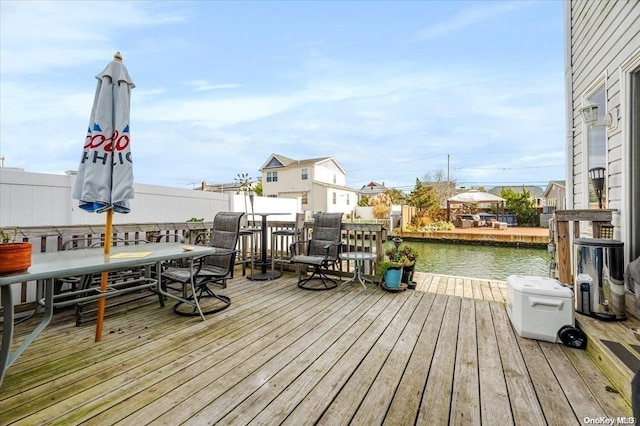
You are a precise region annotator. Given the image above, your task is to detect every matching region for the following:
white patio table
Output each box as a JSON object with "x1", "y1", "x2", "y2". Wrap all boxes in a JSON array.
[{"x1": 0, "y1": 242, "x2": 214, "y2": 387}]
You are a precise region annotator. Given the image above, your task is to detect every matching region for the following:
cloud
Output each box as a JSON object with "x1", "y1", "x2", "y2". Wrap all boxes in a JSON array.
[
  {"x1": 0, "y1": 1, "x2": 565, "y2": 190},
  {"x1": 0, "y1": 1, "x2": 187, "y2": 74},
  {"x1": 185, "y1": 81, "x2": 243, "y2": 91},
  {"x1": 415, "y1": 1, "x2": 534, "y2": 42}
]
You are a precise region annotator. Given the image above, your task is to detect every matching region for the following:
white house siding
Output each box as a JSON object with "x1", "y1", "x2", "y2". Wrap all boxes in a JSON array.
[
  {"x1": 313, "y1": 159, "x2": 347, "y2": 186},
  {"x1": 263, "y1": 166, "x2": 313, "y2": 197},
  {"x1": 568, "y1": 0, "x2": 639, "y2": 253}
]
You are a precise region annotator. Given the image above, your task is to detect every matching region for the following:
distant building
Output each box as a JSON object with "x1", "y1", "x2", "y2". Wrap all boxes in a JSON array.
[
  {"x1": 201, "y1": 180, "x2": 257, "y2": 195},
  {"x1": 258, "y1": 153, "x2": 358, "y2": 215},
  {"x1": 542, "y1": 181, "x2": 566, "y2": 210},
  {"x1": 359, "y1": 181, "x2": 389, "y2": 199}
]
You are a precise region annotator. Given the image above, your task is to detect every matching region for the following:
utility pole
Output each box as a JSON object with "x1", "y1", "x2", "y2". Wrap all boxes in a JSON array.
[{"x1": 447, "y1": 154, "x2": 450, "y2": 182}]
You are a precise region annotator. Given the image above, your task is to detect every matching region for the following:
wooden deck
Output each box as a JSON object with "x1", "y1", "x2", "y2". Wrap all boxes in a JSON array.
[{"x1": 0, "y1": 271, "x2": 632, "y2": 425}]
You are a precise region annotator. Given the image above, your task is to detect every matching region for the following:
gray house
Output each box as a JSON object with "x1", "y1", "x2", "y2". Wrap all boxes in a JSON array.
[
  {"x1": 565, "y1": 0, "x2": 639, "y2": 261},
  {"x1": 542, "y1": 180, "x2": 566, "y2": 210}
]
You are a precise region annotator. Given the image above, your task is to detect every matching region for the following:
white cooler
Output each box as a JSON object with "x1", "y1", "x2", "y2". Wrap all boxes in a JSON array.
[{"x1": 506, "y1": 275, "x2": 574, "y2": 343}]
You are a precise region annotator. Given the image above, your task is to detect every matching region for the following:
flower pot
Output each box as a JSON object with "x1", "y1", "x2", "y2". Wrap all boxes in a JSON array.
[
  {"x1": 401, "y1": 264, "x2": 415, "y2": 284},
  {"x1": 0, "y1": 242, "x2": 32, "y2": 275},
  {"x1": 384, "y1": 267, "x2": 403, "y2": 288}
]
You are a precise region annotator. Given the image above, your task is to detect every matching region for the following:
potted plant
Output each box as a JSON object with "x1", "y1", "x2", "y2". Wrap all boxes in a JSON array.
[
  {"x1": 385, "y1": 238, "x2": 419, "y2": 289},
  {"x1": 376, "y1": 259, "x2": 403, "y2": 288},
  {"x1": 0, "y1": 227, "x2": 32, "y2": 275}
]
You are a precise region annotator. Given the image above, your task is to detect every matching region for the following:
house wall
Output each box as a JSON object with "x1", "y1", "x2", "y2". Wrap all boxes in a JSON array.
[
  {"x1": 313, "y1": 160, "x2": 346, "y2": 186},
  {"x1": 262, "y1": 166, "x2": 313, "y2": 197},
  {"x1": 545, "y1": 185, "x2": 566, "y2": 209},
  {"x1": 311, "y1": 182, "x2": 328, "y2": 213},
  {"x1": 568, "y1": 0, "x2": 639, "y2": 249}
]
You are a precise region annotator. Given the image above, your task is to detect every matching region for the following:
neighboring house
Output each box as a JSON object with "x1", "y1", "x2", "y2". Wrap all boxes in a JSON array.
[
  {"x1": 542, "y1": 180, "x2": 566, "y2": 210},
  {"x1": 488, "y1": 185, "x2": 545, "y2": 208},
  {"x1": 359, "y1": 181, "x2": 389, "y2": 199},
  {"x1": 565, "y1": 1, "x2": 639, "y2": 261},
  {"x1": 201, "y1": 180, "x2": 257, "y2": 195},
  {"x1": 258, "y1": 154, "x2": 359, "y2": 215}
]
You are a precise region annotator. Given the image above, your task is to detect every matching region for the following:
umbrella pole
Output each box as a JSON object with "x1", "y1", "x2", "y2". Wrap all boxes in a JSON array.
[{"x1": 95, "y1": 209, "x2": 114, "y2": 342}]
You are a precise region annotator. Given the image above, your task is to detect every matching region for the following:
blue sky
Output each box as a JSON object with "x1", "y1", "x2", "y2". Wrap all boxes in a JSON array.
[{"x1": 0, "y1": 0, "x2": 565, "y2": 192}]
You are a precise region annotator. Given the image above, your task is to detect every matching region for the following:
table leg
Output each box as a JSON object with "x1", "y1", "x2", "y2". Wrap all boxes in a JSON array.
[
  {"x1": 341, "y1": 260, "x2": 372, "y2": 291},
  {"x1": 0, "y1": 279, "x2": 54, "y2": 387},
  {"x1": 248, "y1": 215, "x2": 282, "y2": 281},
  {"x1": 261, "y1": 215, "x2": 268, "y2": 274},
  {"x1": 154, "y1": 260, "x2": 205, "y2": 321}
]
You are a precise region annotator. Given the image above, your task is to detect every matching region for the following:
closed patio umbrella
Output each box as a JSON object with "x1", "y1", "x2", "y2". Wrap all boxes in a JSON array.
[{"x1": 72, "y1": 52, "x2": 135, "y2": 342}]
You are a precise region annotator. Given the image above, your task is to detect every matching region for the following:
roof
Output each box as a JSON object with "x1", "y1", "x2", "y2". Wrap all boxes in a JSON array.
[
  {"x1": 259, "y1": 153, "x2": 346, "y2": 175},
  {"x1": 543, "y1": 180, "x2": 566, "y2": 198},
  {"x1": 447, "y1": 191, "x2": 505, "y2": 204},
  {"x1": 359, "y1": 181, "x2": 389, "y2": 194}
]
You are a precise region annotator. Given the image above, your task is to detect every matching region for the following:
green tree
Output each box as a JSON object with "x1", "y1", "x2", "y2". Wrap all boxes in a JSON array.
[
  {"x1": 253, "y1": 181, "x2": 263, "y2": 196},
  {"x1": 500, "y1": 187, "x2": 538, "y2": 226},
  {"x1": 358, "y1": 195, "x2": 370, "y2": 207},
  {"x1": 407, "y1": 179, "x2": 440, "y2": 214}
]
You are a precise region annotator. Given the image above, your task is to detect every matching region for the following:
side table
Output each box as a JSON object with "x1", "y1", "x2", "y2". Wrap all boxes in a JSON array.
[{"x1": 339, "y1": 252, "x2": 376, "y2": 291}]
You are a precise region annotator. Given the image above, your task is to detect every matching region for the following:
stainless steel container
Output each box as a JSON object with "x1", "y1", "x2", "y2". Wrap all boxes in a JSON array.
[{"x1": 574, "y1": 238, "x2": 625, "y2": 320}]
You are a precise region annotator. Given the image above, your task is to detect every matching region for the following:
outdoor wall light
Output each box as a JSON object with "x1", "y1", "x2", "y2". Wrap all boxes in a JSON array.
[
  {"x1": 579, "y1": 103, "x2": 619, "y2": 129},
  {"x1": 589, "y1": 167, "x2": 606, "y2": 209}
]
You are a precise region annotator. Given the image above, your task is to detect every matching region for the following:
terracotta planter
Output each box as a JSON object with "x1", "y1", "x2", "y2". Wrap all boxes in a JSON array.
[{"x1": 0, "y1": 242, "x2": 32, "y2": 275}]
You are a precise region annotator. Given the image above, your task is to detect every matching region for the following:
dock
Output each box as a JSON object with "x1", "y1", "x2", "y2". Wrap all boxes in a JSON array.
[{"x1": 395, "y1": 226, "x2": 550, "y2": 247}]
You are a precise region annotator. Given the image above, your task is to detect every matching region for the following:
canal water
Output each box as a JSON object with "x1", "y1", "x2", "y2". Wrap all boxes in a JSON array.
[{"x1": 388, "y1": 241, "x2": 551, "y2": 281}]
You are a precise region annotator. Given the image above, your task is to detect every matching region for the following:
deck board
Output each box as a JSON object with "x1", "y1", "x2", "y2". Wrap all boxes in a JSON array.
[
  {"x1": 0, "y1": 270, "x2": 631, "y2": 425},
  {"x1": 476, "y1": 299, "x2": 513, "y2": 424},
  {"x1": 450, "y1": 297, "x2": 480, "y2": 424}
]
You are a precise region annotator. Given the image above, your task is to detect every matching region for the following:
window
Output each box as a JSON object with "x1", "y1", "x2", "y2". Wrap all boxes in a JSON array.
[
  {"x1": 586, "y1": 85, "x2": 607, "y2": 208},
  {"x1": 346, "y1": 194, "x2": 350, "y2": 205},
  {"x1": 301, "y1": 193, "x2": 308, "y2": 205},
  {"x1": 266, "y1": 171, "x2": 278, "y2": 182},
  {"x1": 332, "y1": 192, "x2": 337, "y2": 205},
  {"x1": 301, "y1": 168, "x2": 308, "y2": 180},
  {"x1": 333, "y1": 174, "x2": 337, "y2": 184}
]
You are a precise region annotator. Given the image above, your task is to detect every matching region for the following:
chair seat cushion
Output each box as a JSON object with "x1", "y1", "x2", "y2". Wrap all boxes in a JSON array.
[
  {"x1": 162, "y1": 265, "x2": 229, "y2": 283},
  {"x1": 161, "y1": 267, "x2": 193, "y2": 283},
  {"x1": 290, "y1": 255, "x2": 329, "y2": 266}
]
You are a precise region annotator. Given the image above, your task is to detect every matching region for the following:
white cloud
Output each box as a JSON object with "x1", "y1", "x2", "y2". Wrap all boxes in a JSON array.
[
  {"x1": 416, "y1": 1, "x2": 534, "y2": 41},
  {"x1": 0, "y1": 1, "x2": 187, "y2": 74}
]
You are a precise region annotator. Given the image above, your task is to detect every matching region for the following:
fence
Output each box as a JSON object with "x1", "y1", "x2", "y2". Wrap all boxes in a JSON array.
[{"x1": 0, "y1": 220, "x2": 386, "y2": 315}]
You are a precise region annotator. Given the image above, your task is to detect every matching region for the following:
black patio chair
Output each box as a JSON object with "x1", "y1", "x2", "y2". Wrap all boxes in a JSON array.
[
  {"x1": 290, "y1": 212, "x2": 343, "y2": 290},
  {"x1": 161, "y1": 211, "x2": 243, "y2": 316}
]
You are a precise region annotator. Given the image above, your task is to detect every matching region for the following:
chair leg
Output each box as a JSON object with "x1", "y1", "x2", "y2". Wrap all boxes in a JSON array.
[
  {"x1": 297, "y1": 266, "x2": 337, "y2": 291},
  {"x1": 173, "y1": 281, "x2": 230, "y2": 316}
]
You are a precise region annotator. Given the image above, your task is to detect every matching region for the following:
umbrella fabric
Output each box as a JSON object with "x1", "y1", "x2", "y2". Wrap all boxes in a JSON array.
[
  {"x1": 73, "y1": 56, "x2": 135, "y2": 213},
  {"x1": 447, "y1": 191, "x2": 505, "y2": 204}
]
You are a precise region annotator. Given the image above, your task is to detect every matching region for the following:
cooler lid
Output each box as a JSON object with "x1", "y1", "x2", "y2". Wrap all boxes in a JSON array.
[
  {"x1": 574, "y1": 238, "x2": 623, "y2": 247},
  {"x1": 507, "y1": 275, "x2": 573, "y2": 298}
]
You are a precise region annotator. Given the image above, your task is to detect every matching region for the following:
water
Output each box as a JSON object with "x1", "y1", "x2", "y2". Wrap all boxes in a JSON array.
[{"x1": 386, "y1": 241, "x2": 550, "y2": 281}]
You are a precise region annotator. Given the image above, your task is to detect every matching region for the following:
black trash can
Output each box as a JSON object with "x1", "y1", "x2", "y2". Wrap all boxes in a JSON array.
[{"x1": 574, "y1": 238, "x2": 625, "y2": 320}]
